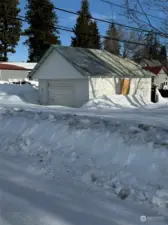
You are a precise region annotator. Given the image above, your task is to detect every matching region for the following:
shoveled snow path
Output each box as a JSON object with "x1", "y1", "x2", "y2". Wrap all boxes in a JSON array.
[{"x1": 0, "y1": 156, "x2": 166, "y2": 225}]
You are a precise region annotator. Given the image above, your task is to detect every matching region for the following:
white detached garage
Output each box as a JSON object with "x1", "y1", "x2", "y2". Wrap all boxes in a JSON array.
[{"x1": 30, "y1": 45, "x2": 152, "y2": 107}]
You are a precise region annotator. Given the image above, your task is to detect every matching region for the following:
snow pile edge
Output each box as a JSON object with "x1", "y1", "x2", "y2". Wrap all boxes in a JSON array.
[{"x1": 0, "y1": 108, "x2": 168, "y2": 207}]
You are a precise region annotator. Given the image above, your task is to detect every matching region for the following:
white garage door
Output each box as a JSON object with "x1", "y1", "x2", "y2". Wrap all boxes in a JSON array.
[{"x1": 48, "y1": 81, "x2": 75, "y2": 106}]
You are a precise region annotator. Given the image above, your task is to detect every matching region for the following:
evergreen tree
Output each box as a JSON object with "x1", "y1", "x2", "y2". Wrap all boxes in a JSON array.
[
  {"x1": 89, "y1": 20, "x2": 102, "y2": 49},
  {"x1": 104, "y1": 23, "x2": 120, "y2": 55},
  {"x1": 24, "y1": 0, "x2": 60, "y2": 62},
  {"x1": 133, "y1": 31, "x2": 161, "y2": 62},
  {"x1": 151, "y1": 36, "x2": 160, "y2": 60},
  {"x1": 71, "y1": 0, "x2": 92, "y2": 48},
  {"x1": 144, "y1": 32, "x2": 160, "y2": 60},
  {"x1": 159, "y1": 45, "x2": 167, "y2": 66},
  {"x1": 0, "y1": 0, "x2": 21, "y2": 61}
]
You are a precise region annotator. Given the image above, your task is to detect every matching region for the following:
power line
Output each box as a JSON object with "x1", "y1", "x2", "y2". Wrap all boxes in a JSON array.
[
  {"x1": 100, "y1": 0, "x2": 168, "y2": 39},
  {"x1": 102, "y1": 0, "x2": 165, "y2": 38},
  {"x1": 56, "y1": 25, "x2": 147, "y2": 46},
  {"x1": 53, "y1": 5, "x2": 143, "y2": 32},
  {"x1": 53, "y1": 6, "x2": 168, "y2": 35},
  {"x1": 11, "y1": 15, "x2": 148, "y2": 46},
  {"x1": 1, "y1": 0, "x2": 167, "y2": 37},
  {"x1": 101, "y1": 0, "x2": 165, "y2": 22},
  {"x1": 25, "y1": 0, "x2": 166, "y2": 36}
]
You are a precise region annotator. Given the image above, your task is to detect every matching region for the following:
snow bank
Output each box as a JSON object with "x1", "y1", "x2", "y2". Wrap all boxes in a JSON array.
[
  {"x1": 1, "y1": 108, "x2": 168, "y2": 208},
  {"x1": 0, "y1": 83, "x2": 39, "y2": 104},
  {"x1": 82, "y1": 95, "x2": 153, "y2": 110},
  {"x1": 82, "y1": 93, "x2": 168, "y2": 111},
  {"x1": 29, "y1": 80, "x2": 39, "y2": 87},
  {"x1": 144, "y1": 89, "x2": 168, "y2": 109},
  {"x1": 0, "y1": 81, "x2": 9, "y2": 84},
  {"x1": 156, "y1": 89, "x2": 168, "y2": 104},
  {"x1": 24, "y1": 78, "x2": 39, "y2": 87}
]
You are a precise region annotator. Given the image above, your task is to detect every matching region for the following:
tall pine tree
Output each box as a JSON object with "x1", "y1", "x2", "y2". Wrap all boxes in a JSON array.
[
  {"x1": 0, "y1": 0, "x2": 21, "y2": 61},
  {"x1": 71, "y1": 0, "x2": 91, "y2": 48},
  {"x1": 71, "y1": 0, "x2": 101, "y2": 49},
  {"x1": 133, "y1": 32, "x2": 161, "y2": 62},
  {"x1": 159, "y1": 46, "x2": 167, "y2": 66},
  {"x1": 24, "y1": 0, "x2": 61, "y2": 62},
  {"x1": 104, "y1": 23, "x2": 120, "y2": 55},
  {"x1": 89, "y1": 20, "x2": 101, "y2": 49},
  {"x1": 143, "y1": 32, "x2": 160, "y2": 60}
]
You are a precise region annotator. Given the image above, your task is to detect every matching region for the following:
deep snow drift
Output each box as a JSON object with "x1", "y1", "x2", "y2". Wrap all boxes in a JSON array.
[
  {"x1": 82, "y1": 94, "x2": 153, "y2": 109},
  {"x1": 82, "y1": 90, "x2": 168, "y2": 110},
  {"x1": 0, "y1": 82, "x2": 167, "y2": 111},
  {"x1": 1, "y1": 106, "x2": 168, "y2": 212},
  {"x1": 0, "y1": 82, "x2": 39, "y2": 104}
]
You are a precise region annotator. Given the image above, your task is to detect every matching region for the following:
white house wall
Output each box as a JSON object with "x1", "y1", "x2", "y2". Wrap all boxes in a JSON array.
[
  {"x1": 154, "y1": 70, "x2": 168, "y2": 89},
  {"x1": 73, "y1": 79, "x2": 89, "y2": 107},
  {"x1": 89, "y1": 77, "x2": 151, "y2": 101},
  {"x1": 0, "y1": 70, "x2": 29, "y2": 81},
  {"x1": 129, "y1": 78, "x2": 151, "y2": 100},
  {"x1": 39, "y1": 79, "x2": 89, "y2": 107},
  {"x1": 39, "y1": 80, "x2": 48, "y2": 105},
  {"x1": 89, "y1": 77, "x2": 121, "y2": 99},
  {"x1": 33, "y1": 50, "x2": 84, "y2": 80}
]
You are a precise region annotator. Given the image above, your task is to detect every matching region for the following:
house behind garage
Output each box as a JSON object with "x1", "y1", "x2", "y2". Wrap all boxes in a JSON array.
[
  {"x1": 30, "y1": 45, "x2": 153, "y2": 107},
  {"x1": 139, "y1": 59, "x2": 162, "y2": 67},
  {"x1": 0, "y1": 62, "x2": 37, "y2": 81},
  {"x1": 144, "y1": 66, "x2": 168, "y2": 89}
]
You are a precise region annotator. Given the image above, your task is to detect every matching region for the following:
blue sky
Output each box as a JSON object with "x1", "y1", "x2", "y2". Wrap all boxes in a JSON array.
[{"x1": 9, "y1": 0, "x2": 163, "y2": 62}]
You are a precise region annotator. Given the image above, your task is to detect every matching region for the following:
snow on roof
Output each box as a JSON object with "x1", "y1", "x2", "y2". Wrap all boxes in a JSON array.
[
  {"x1": 1, "y1": 62, "x2": 37, "y2": 70},
  {"x1": 0, "y1": 64, "x2": 27, "y2": 70}
]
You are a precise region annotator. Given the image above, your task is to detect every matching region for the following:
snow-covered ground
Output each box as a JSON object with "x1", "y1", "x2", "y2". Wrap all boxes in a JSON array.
[
  {"x1": 1, "y1": 156, "x2": 166, "y2": 225},
  {"x1": 0, "y1": 82, "x2": 168, "y2": 224},
  {"x1": 1, "y1": 105, "x2": 168, "y2": 204},
  {"x1": 82, "y1": 94, "x2": 153, "y2": 109},
  {"x1": 0, "y1": 82, "x2": 39, "y2": 105}
]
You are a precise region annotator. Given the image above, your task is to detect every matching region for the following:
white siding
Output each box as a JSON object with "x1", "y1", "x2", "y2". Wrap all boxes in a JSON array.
[
  {"x1": 0, "y1": 70, "x2": 29, "y2": 81},
  {"x1": 74, "y1": 80, "x2": 89, "y2": 107},
  {"x1": 129, "y1": 78, "x2": 151, "y2": 100},
  {"x1": 154, "y1": 70, "x2": 168, "y2": 89},
  {"x1": 39, "y1": 80, "x2": 48, "y2": 105},
  {"x1": 40, "y1": 79, "x2": 88, "y2": 107},
  {"x1": 33, "y1": 50, "x2": 84, "y2": 80},
  {"x1": 40, "y1": 76, "x2": 151, "y2": 107},
  {"x1": 89, "y1": 77, "x2": 121, "y2": 99},
  {"x1": 89, "y1": 77, "x2": 151, "y2": 101},
  {"x1": 48, "y1": 81, "x2": 74, "y2": 107}
]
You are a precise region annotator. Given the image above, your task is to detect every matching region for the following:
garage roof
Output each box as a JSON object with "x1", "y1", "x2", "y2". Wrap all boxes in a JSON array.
[{"x1": 31, "y1": 45, "x2": 153, "y2": 78}]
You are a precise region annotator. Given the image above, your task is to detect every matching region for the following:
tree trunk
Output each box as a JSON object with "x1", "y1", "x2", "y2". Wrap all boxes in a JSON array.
[
  {"x1": 4, "y1": 17, "x2": 8, "y2": 61},
  {"x1": 3, "y1": 43, "x2": 7, "y2": 61}
]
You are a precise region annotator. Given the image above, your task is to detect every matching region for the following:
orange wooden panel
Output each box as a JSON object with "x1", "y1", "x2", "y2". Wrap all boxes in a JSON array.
[{"x1": 121, "y1": 79, "x2": 130, "y2": 95}]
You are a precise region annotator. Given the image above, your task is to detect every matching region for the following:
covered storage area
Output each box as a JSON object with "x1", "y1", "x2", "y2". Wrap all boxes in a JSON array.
[
  {"x1": 48, "y1": 81, "x2": 75, "y2": 106},
  {"x1": 31, "y1": 46, "x2": 153, "y2": 108},
  {"x1": 39, "y1": 79, "x2": 89, "y2": 107}
]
